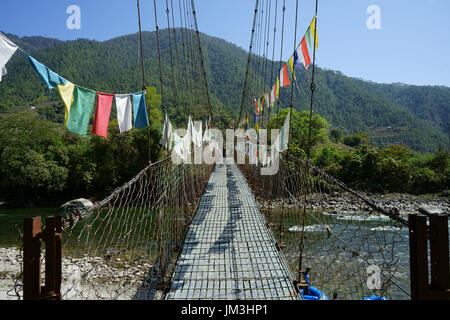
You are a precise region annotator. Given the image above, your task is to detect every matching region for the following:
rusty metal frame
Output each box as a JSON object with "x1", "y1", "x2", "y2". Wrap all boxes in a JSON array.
[
  {"x1": 409, "y1": 214, "x2": 450, "y2": 300},
  {"x1": 23, "y1": 216, "x2": 62, "y2": 300}
]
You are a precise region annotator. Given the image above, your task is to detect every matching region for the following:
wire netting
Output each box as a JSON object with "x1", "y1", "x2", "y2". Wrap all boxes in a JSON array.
[
  {"x1": 239, "y1": 151, "x2": 411, "y2": 300},
  {"x1": 58, "y1": 157, "x2": 212, "y2": 300}
]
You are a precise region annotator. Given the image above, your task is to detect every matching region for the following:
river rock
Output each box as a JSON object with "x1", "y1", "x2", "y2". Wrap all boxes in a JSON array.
[
  {"x1": 60, "y1": 198, "x2": 94, "y2": 212},
  {"x1": 418, "y1": 205, "x2": 448, "y2": 215}
]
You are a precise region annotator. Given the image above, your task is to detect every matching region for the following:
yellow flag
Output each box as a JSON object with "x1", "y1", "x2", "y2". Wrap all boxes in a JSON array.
[
  {"x1": 255, "y1": 122, "x2": 259, "y2": 133},
  {"x1": 288, "y1": 56, "x2": 296, "y2": 80},
  {"x1": 57, "y1": 81, "x2": 75, "y2": 126},
  {"x1": 310, "y1": 16, "x2": 318, "y2": 49},
  {"x1": 276, "y1": 76, "x2": 280, "y2": 97}
]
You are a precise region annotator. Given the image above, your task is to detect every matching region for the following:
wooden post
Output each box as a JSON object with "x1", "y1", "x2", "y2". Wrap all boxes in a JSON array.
[
  {"x1": 409, "y1": 214, "x2": 450, "y2": 300},
  {"x1": 23, "y1": 215, "x2": 62, "y2": 300},
  {"x1": 23, "y1": 217, "x2": 42, "y2": 300}
]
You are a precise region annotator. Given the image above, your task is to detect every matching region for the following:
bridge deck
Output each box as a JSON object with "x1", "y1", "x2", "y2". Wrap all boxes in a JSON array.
[{"x1": 166, "y1": 159, "x2": 299, "y2": 300}]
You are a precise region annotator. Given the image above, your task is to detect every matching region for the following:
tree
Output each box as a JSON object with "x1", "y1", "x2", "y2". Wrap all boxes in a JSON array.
[
  {"x1": 0, "y1": 112, "x2": 69, "y2": 200},
  {"x1": 269, "y1": 108, "x2": 329, "y2": 158},
  {"x1": 330, "y1": 128, "x2": 343, "y2": 143}
]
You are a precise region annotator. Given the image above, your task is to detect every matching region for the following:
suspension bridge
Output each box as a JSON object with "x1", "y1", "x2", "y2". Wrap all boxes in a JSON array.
[{"x1": 7, "y1": 0, "x2": 449, "y2": 301}]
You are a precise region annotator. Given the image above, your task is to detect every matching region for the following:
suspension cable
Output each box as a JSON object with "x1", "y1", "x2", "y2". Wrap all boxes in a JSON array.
[
  {"x1": 276, "y1": 0, "x2": 286, "y2": 127},
  {"x1": 238, "y1": 0, "x2": 260, "y2": 128},
  {"x1": 170, "y1": 0, "x2": 186, "y2": 115},
  {"x1": 287, "y1": 0, "x2": 299, "y2": 151},
  {"x1": 165, "y1": 0, "x2": 179, "y2": 118},
  {"x1": 137, "y1": 0, "x2": 151, "y2": 163},
  {"x1": 268, "y1": 0, "x2": 278, "y2": 128},
  {"x1": 153, "y1": 0, "x2": 166, "y2": 114},
  {"x1": 190, "y1": 0, "x2": 214, "y2": 125},
  {"x1": 178, "y1": 0, "x2": 193, "y2": 117},
  {"x1": 307, "y1": 0, "x2": 319, "y2": 159}
]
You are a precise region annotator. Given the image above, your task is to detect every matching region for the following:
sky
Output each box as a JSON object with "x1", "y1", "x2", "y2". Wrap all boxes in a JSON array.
[{"x1": 1, "y1": 0, "x2": 449, "y2": 87}]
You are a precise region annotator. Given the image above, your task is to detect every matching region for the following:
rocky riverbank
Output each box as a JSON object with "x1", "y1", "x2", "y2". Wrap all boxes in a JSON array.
[
  {"x1": 0, "y1": 247, "x2": 163, "y2": 300},
  {"x1": 257, "y1": 192, "x2": 450, "y2": 216}
]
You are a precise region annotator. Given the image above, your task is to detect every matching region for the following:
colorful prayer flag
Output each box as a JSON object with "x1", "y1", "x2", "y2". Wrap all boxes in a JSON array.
[
  {"x1": 264, "y1": 92, "x2": 270, "y2": 107},
  {"x1": 276, "y1": 76, "x2": 280, "y2": 98},
  {"x1": 26, "y1": 54, "x2": 67, "y2": 89},
  {"x1": 298, "y1": 37, "x2": 312, "y2": 69},
  {"x1": 309, "y1": 16, "x2": 318, "y2": 49},
  {"x1": 270, "y1": 87, "x2": 275, "y2": 107},
  {"x1": 279, "y1": 64, "x2": 290, "y2": 87},
  {"x1": 132, "y1": 92, "x2": 149, "y2": 129},
  {"x1": 67, "y1": 86, "x2": 96, "y2": 136},
  {"x1": 288, "y1": 56, "x2": 296, "y2": 80},
  {"x1": 115, "y1": 94, "x2": 133, "y2": 133},
  {"x1": 305, "y1": 26, "x2": 312, "y2": 49},
  {"x1": 57, "y1": 81, "x2": 75, "y2": 126},
  {"x1": 92, "y1": 92, "x2": 114, "y2": 138}
]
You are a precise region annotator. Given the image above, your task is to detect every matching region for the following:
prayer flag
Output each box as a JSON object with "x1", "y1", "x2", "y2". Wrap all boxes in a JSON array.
[
  {"x1": 0, "y1": 33, "x2": 18, "y2": 82},
  {"x1": 26, "y1": 54, "x2": 67, "y2": 89},
  {"x1": 288, "y1": 56, "x2": 296, "y2": 80},
  {"x1": 160, "y1": 113, "x2": 174, "y2": 150},
  {"x1": 115, "y1": 94, "x2": 133, "y2": 133},
  {"x1": 270, "y1": 87, "x2": 275, "y2": 107},
  {"x1": 57, "y1": 81, "x2": 75, "y2": 126},
  {"x1": 279, "y1": 64, "x2": 290, "y2": 87},
  {"x1": 67, "y1": 86, "x2": 96, "y2": 136},
  {"x1": 280, "y1": 111, "x2": 291, "y2": 151},
  {"x1": 309, "y1": 16, "x2": 318, "y2": 49},
  {"x1": 92, "y1": 92, "x2": 114, "y2": 138},
  {"x1": 298, "y1": 37, "x2": 311, "y2": 69},
  {"x1": 132, "y1": 92, "x2": 149, "y2": 129},
  {"x1": 276, "y1": 76, "x2": 280, "y2": 98},
  {"x1": 305, "y1": 26, "x2": 312, "y2": 49},
  {"x1": 264, "y1": 92, "x2": 270, "y2": 107}
]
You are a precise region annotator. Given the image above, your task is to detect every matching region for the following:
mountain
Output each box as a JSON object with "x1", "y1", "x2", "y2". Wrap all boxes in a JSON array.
[{"x1": 0, "y1": 30, "x2": 448, "y2": 152}]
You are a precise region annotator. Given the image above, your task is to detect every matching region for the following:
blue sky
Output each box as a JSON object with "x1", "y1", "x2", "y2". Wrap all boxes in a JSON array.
[{"x1": 1, "y1": 0, "x2": 449, "y2": 87}]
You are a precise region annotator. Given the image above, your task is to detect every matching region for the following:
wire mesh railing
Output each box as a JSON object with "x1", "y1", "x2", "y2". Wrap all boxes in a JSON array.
[
  {"x1": 238, "y1": 151, "x2": 411, "y2": 300},
  {"x1": 58, "y1": 157, "x2": 213, "y2": 300}
]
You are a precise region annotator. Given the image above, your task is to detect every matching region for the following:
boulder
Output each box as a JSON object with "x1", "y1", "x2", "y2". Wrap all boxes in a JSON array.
[{"x1": 60, "y1": 198, "x2": 94, "y2": 212}]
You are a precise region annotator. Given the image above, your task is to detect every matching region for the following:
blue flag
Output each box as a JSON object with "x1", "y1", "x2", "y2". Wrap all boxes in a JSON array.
[
  {"x1": 132, "y1": 92, "x2": 149, "y2": 129},
  {"x1": 27, "y1": 54, "x2": 67, "y2": 89}
]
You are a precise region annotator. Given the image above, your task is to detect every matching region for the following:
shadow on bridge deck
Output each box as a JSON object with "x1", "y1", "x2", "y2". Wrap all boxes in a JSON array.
[{"x1": 165, "y1": 158, "x2": 300, "y2": 300}]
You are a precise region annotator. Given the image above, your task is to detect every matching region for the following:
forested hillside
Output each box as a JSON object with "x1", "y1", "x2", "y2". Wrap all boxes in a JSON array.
[{"x1": 0, "y1": 29, "x2": 449, "y2": 152}]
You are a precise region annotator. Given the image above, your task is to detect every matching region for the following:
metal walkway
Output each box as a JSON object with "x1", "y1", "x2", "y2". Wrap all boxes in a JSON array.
[{"x1": 166, "y1": 159, "x2": 300, "y2": 300}]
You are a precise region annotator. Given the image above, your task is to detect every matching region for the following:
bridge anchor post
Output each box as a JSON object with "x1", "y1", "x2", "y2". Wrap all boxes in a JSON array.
[
  {"x1": 23, "y1": 216, "x2": 62, "y2": 300},
  {"x1": 409, "y1": 213, "x2": 450, "y2": 300}
]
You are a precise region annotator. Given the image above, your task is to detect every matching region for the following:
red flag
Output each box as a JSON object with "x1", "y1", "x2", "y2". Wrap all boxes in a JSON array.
[
  {"x1": 300, "y1": 37, "x2": 311, "y2": 69},
  {"x1": 92, "y1": 92, "x2": 114, "y2": 138},
  {"x1": 280, "y1": 64, "x2": 291, "y2": 87}
]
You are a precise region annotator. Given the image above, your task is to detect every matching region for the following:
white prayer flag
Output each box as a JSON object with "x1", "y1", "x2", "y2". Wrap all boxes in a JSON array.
[
  {"x1": 280, "y1": 111, "x2": 291, "y2": 151},
  {"x1": 0, "y1": 33, "x2": 18, "y2": 82},
  {"x1": 160, "y1": 114, "x2": 174, "y2": 150},
  {"x1": 0, "y1": 66, "x2": 7, "y2": 82},
  {"x1": 115, "y1": 94, "x2": 133, "y2": 133}
]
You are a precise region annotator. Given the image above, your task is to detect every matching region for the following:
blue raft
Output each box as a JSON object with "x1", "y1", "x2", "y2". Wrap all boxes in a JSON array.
[
  {"x1": 363, "y1": 294, "x2": 387, "y2": 300},
  {"x1": 300, "y1": 286, "x2": 328, "y2": 300},
  {"x1": 299, "y1": 272, "x2": 328, "y2": 300}
]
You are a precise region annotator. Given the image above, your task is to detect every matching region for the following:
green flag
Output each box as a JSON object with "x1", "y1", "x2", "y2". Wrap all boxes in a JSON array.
[
  {"x1": 305, "y1": 26, "x2": 312, "y2": 49},
  {"x1": 67, "y1": 86, "x2": 96, "y2": 136}
]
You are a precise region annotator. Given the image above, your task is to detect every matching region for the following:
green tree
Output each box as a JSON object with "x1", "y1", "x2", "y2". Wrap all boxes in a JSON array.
[
  {"x1": 0, "y1": 112, "x2": 69, "y2": 200},
  {"x1": 269, "y1": 108, "x2": 329, "y2": 158}
]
